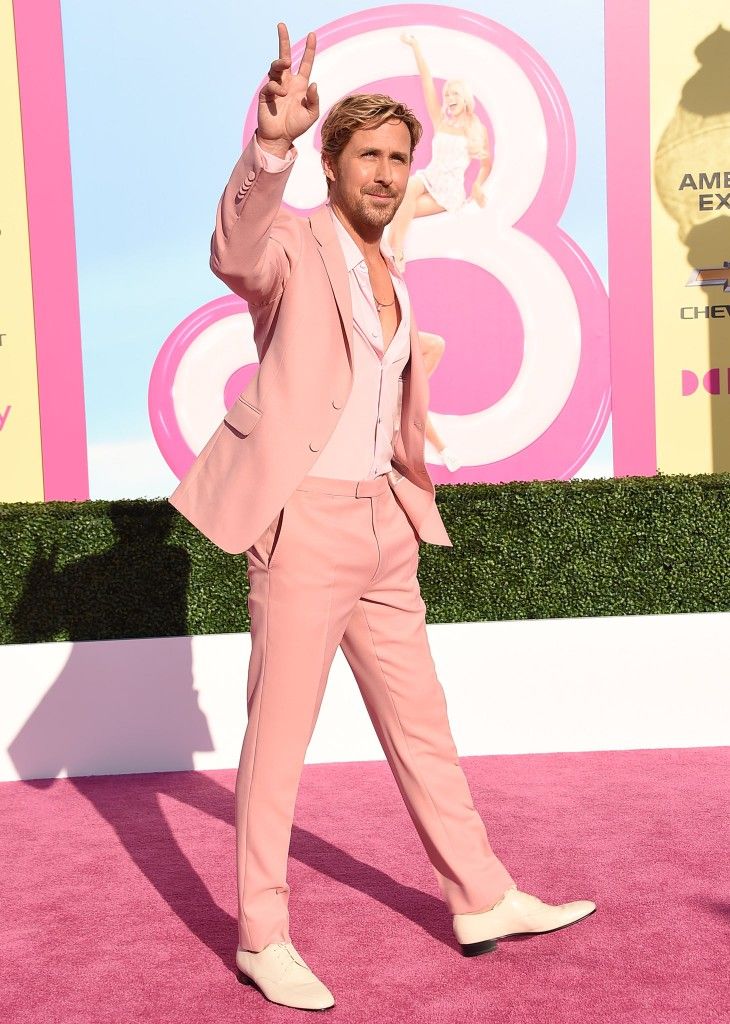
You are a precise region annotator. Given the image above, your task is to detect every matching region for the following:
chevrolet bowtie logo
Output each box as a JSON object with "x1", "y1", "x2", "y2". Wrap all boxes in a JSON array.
[{"x1": 686, "y1": 263, "x2": 730, "y2": 291}]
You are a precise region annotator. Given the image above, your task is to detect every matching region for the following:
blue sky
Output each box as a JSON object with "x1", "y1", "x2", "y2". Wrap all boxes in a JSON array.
[{"x1": 59, "y1": 0, "x2": 609, "y2": 496}]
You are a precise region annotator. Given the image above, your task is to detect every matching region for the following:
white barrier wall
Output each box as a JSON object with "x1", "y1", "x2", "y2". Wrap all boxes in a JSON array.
[{"x1": 1, "y1": 612, "x2": 728, "y2": 782}]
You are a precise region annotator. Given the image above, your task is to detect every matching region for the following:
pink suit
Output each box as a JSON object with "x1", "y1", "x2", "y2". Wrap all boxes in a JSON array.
[
  {"x1": 168, "y1": 131, "x2": 452, "y2": 554},
  {"x1": 169, "y1": 132, "x2": 515, "y2": 951}
]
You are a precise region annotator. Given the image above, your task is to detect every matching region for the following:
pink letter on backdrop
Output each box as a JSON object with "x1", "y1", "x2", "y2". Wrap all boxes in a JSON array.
[{"x1": 152, "y1": 4, "x2": 613, "y2": 485}]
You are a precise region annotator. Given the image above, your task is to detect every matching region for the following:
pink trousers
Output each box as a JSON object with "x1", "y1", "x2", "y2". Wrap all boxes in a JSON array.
[{"x1": 237, "y1": 472, "x2": 515, "y2": 952}]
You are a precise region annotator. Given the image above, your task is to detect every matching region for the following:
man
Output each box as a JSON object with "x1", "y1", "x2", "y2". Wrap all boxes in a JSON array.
[{"x1": 169, "y1": 22, "x2": 596, "y2": 1013}]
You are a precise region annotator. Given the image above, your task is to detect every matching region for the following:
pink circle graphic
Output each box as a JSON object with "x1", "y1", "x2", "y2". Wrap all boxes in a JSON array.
[{"x1": 149, "y1": 295, "x2": 253, "y2": 479}]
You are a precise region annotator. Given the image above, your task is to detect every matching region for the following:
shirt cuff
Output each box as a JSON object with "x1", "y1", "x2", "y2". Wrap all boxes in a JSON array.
[{"x1": 253, "y1": 132, "x2": 297, "y2": 171}]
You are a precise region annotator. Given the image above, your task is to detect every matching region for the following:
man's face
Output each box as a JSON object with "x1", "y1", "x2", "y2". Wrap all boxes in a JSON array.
[{"x1": 324, "y1": 119, "x2": 412, "y2": 233}]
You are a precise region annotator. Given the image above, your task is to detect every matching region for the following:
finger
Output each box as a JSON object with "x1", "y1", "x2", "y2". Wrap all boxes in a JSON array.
[
  {"x1": 296, "y1": 31, "x2": 316, "y2": 80},
  {"x1": 268, "y1": 56, "x2": 290, "y2": 82},
  {"x1": 304, "y1": 81, "x2": 318, "y2": 109},
  {"x1": 260, "y1": 80, "x2": 286, "y2": 99},
  {"x1": 261, "y1": 90, "x2": 277, "y2": 118},
  {"x1": 277, "y1": 22, "x2": 291, "y2": 64}
]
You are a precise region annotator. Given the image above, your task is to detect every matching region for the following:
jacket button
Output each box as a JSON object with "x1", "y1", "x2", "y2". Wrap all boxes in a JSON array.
[
  {"x1": 332, "y1": 399, "x2": 342, "y2": 409},
  {"x1": 309, "y1": 442, "x2": 320, "y2": 452},
  {"x1": 414, "y1": 420, "x2": 423, "y2": 429},
  {"x1": 246, "y1": 171, "x2": 255, "y2": 182}
]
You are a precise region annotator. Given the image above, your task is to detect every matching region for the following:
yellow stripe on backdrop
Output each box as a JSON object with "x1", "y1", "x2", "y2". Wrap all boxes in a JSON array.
[
  {"x1": 651, "y1": 2, "x2": 730, "y2": 473},
  {"x1": 0, "y1": 1, "x2": 43, "y2": 500}
]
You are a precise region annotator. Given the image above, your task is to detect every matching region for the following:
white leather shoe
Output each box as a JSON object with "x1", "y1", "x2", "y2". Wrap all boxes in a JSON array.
[
  {"x1": 235, "y1": 941, "x2": 335, "y2": 1011},
  {"x1": 453, "y1": 883, "x2": 597, "y2": 956}
]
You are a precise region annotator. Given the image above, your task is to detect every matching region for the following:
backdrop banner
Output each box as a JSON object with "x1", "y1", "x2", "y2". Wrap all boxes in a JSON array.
[
  {"x1": 2, "y1": 0, "x2": 613, "y2": 501},
  {"x1": 650, "y1": 2, "x2": 730, "y2": 474},
  {"x1": 11, "y1": 4, "x2": 728, "y2": 500}
]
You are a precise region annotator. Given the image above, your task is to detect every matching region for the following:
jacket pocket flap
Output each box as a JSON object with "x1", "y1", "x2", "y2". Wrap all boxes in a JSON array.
[{"x1": 223, "y1": 396, "x2": 262, "y2": 437}]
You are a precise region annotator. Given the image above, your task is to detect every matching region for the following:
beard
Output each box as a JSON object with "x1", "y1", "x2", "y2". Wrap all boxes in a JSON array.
[{"x1": 336, "y1": 186, "x2": 403, "y2": 232}]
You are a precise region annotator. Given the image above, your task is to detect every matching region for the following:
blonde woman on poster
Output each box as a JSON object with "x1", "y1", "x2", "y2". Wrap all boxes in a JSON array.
[
  {"x1": 387, "y1": 31, "x2": 492, "y2": 269},
  {"x1": 388, "y1": 33, "x2": 493, "y2": 472}
]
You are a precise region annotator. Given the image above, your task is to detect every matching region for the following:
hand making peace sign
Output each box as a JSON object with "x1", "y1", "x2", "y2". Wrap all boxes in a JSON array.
[{"x1": 258, "y1": 22, "x2": 319, "y2": 146}]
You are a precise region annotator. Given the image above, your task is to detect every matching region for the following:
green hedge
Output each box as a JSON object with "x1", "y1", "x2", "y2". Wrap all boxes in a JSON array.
[{"x1": 1, "y1": 472, "x2": 728, "y2": 645}]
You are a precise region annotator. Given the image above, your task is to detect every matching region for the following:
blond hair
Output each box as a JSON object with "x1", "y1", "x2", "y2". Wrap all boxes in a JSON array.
[
  {"x1": 441, "y1": 79, "x2": 489, "y2": 157},
  {"x1": 320, "y1": 93, "x2": 423, "y2": 193}
]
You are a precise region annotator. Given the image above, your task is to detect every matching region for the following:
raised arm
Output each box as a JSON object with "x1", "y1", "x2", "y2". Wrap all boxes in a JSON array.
[
  {"x1": 400, "y1": 33, "x2": 442, "y2": 128},
  {"x1": 210, "y1": 23, "x2": 319, "y2": 306}
]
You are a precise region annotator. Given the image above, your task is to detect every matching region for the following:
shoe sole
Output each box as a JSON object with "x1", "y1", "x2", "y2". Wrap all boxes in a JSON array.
[
  {"x1": 459, "y1": 937, "x2": 498, "y2": 957},
  {"x1": 459, "y1": 906, "x2": 597, "y2": 956},
  {"x1": 236, "y1": 966, "x2": 335, "y2": 1011}
]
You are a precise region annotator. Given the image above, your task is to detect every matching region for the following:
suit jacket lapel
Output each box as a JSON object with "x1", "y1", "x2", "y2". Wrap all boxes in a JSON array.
[
  {"x1": 309, "y1": 205, "x2": 354, "y2": 370},
  {"x1": 398, "y1": 309, "x2": 431, "y2": 485}
]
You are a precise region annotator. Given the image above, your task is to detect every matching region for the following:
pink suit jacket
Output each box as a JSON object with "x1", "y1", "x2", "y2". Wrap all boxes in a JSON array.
[{"x1": 168, "y1": 132, "x2": 453, "y2": 555}]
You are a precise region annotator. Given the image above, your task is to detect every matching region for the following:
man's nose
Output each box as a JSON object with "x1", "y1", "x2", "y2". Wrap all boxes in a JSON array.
[{"x1": 375, "y1": 161, "x2": 393, "y2": 183}]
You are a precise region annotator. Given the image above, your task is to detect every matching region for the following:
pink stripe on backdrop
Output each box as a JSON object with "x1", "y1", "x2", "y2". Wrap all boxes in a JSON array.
[
  {"x1": 12, "y1": 0, "x2": 89, "y2": 500},
  {"x1": 604, "y1": 0, "x2": 657, "y2": 476}
]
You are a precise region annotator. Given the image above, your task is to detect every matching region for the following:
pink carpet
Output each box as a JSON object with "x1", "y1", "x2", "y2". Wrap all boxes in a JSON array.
[{"x1": 2, "y1": 747, "x2": 726, "y2": 1023}]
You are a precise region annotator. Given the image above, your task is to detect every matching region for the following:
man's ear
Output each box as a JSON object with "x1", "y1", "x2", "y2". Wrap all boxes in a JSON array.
[{"x1": 322, "y1": 152, "x2": 337, "y2": 184}]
